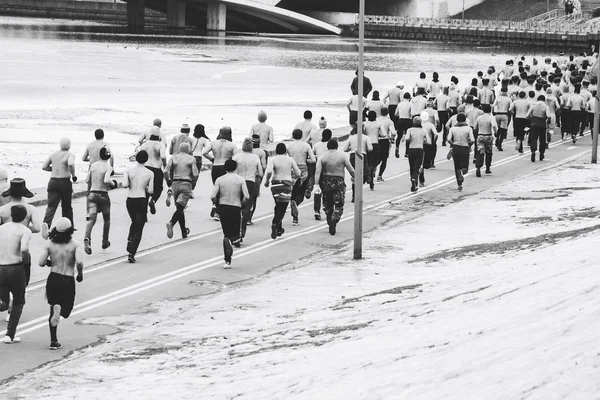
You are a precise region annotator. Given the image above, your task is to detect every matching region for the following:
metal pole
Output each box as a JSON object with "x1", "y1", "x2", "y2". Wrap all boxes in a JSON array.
[
  {"x1": 354, "y1": 0, "x2": 365, "y2": 260},
  {"x1": 462, "y1": 0, "x2": 465, "y2": 20},
  {"x1": 593, "y1": 42, "x2": 600, "y2": 163},
  {"x1": 547, "y1": 0, "x2": 549, "y2": 13}
]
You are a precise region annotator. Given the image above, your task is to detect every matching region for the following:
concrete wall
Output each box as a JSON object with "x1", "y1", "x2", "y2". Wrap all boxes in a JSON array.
[{"x1": 377, "y1": 0, "x2": 487, "y2": 19}]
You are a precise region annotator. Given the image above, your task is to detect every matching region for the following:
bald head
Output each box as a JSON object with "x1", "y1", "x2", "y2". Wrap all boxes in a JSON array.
[
  {"x1": 179, "y1": 142, "x2": 190, "y2": 154},
  {"x1": 60, "y1": 137, "x2": 71, "y2": 150}
]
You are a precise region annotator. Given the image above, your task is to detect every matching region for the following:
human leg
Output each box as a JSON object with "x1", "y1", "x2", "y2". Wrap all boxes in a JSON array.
[
  {"x1": 5, "y1": 266, "x2": 26, "y2": 341},
  {"x1": 43, "y1": 181, "x2": 61, "y2": 227}
]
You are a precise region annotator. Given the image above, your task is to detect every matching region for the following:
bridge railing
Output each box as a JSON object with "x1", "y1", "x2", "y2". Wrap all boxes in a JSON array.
[{"x1": 524, "y1": 8, "x2": 564, "y2": 24}]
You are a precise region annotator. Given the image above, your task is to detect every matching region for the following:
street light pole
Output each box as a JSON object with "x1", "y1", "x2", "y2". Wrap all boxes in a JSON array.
[
  {"x1": 462, "y1": 0, "x2": 465, "y2": 20},
  {"x1": 593, "y1": 41, "x2": 600, "y2": 163},
  {"x1": 354, "y1": 0, "x2": 365, "y2": 260}
]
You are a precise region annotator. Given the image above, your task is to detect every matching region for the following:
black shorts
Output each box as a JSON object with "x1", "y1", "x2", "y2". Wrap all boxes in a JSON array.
[
  {"x1": 211, "y1": 165, "x2": 227, "y2": 184},
  {"x1": 46, "y1": 272, "x2": 76, "y2": 318}
]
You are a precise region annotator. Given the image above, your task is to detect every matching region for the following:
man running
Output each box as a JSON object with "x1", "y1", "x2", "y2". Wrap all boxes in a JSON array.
[
  {"x1": 382, "y1": 81, "x2": 404, "y2": 131},
  {"x1": 249, "y1": 111, "x2": 274, "y2": 151},
  {"x1": 139, "y1": 133, "x2": 167, "y2": 215},
  {"x1": 41, "y1": 138, "x2": 78, "y2": 238},
  {"x1": 211, "y1": 160, "x2": 249, "y2": 268},
  {"x1": 314, "y1": 140, "x2": 355, "y2": 235},
  {"x1": 203, "y1": 127, "x2": 238, "y2": 221},
  {"x1": 447, "y1": 113, "x2": 474, "y2": 191},
  {"x1": 509, "y1": 91, "x2": 531, "y2": 153},
  {"x1": 306, "y1": 117, "x2": 328, "y2": 146},
  {"x1": 264, "y1": 143, "x2": 300, "y2": 239},
  {"x1": 82, "y1": 129, "x2": 113, "y2": 167},
  {"x1": 526, "y1": 95, "x2": 551, "y2": 162},
  {"x1": 395, "y1": 92, "x2": 413, "y2": 156},
  {"x1": 287, "y1": 129, "x2": 316, "y2": 225},
  {"x1": 84, "y1": 147, "x2": 117, "y2": 255},
  {"x1": 38, "y1": 217, "x2": 83, "y2": 350},
  {"x1": 376, "y1": 107, "x2": 396, "y2": 181},
  {"x1": 123, "y1": 150, "x2": 154, "y2": 263},
  {"x1": 421, "y1": 111, "x2": 438, "y2": 172},
  {"x1": 404, "y1": 116, "x2": 430, "y2": 192},
  {"x1": 0, "y1": 205, "x2": 32, "y2": 343},
  {"x1": 312, "y1": 128, "x2": 333, "y2": 220},
  {"x1": 165, "y1": 143, "x2": 198, "y2": 240},
  {"x1": 342, "y1": 123, "x2": 373, "y2": 202},
  {"x1": 233, "y1": 138, "x2": 262, "y2": 240},
  {"x1": 169, "y1": 123, "x2": 193, "y2": 155},
  {"x1": 364, "y1": 111, "x2": 382, "y2": 190},
  {"x1": 567, "y1": 84, "x2": 586, "y2": 143},
  {"x1": 436, "y1": 87, "x2": 451, "y2": 146},
  {"x1": 492, "y1": 87, "x2": 512, "y2": 151},
  {"x1": 0, "y1": 179, "x2": 40, "y2": 233},
  {"x1": 473, "y1": 104, "x2": 498, "y2": 177},
  {"x1": 294, "y1": 110, "x2": 317, "y2": 141},
  {"x1": 138, "y1": 119, "x2": 167, "y2": 146}
]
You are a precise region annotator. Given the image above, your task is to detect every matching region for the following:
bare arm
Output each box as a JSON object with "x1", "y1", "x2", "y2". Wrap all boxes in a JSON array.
[
  {"x1": 146, "y1": 174, "x2": 154, "y2": 196},
  {"x1": 268, "y1": 127, "x2": 274, "y2": 144},
  {"x1": 291, "y1": 159, "x2": 301, "y2": 178},
  {"x1": 122, "y1": 170, "x2": 129, "y2": 188},
  {"x1": 82, "y1": 147, "x2": 90, "y2": 162},
  {"x1": 75, "y1": 244, "x2": 84, "y2": 276},
  {"x1": 306, "y1": 147, "x2": 316, "y2": 164},
  {"x1": 29, "y1": 208, "x2": 41, "y2": 233},
  {"x1": 68, "y1": 154, "x2": 76, "y2": 179},
  {"x1": 42, "y1": 156, "x2": 52, "y2": 172},
  {"x1": 241, "y1": 180, "x2": 250, "y2": 204},
  {"x1": 160, "y1": 146, "x2": 167, "y2": 168},
  {"x1": 210, "y1": 181, "x2": 220, "y2": 203},
  {"x1": 344, "y1": 156, "x2": 355, "y2": 178},
  {"x1": 314, "y1": 158, "x2": 323, "y2": 186},
  {"x1": 38, "y1": 243, "x2": 49, "y2": 267},
  {"x1": 164, "y1": 158, "x2": 173, "y2": 182}
]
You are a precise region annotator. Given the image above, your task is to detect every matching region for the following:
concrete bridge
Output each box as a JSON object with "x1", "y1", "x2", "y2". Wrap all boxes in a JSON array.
[{"x1": 125, "y1": 0, "x2": 341, "y2": 34}]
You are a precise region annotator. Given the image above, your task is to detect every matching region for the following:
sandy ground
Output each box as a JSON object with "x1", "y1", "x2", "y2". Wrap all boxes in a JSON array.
[{"x1": 1, "y1": 155, "x2": 598, "y2": 399}]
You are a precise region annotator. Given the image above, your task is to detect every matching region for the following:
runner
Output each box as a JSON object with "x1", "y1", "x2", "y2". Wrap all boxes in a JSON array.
[
  {"x1": 436, "y1": 86, "x2": 451, "y2": 146},
  {"x1": 294, "y1": 110, "x2": 317, "y2": 141},
  {"x1": 169, "y1": 123, "x2": 193, "y2": 155},
  {"x1": 473, "y1": 104, "x2": 498, "y2": 177},
  {"x1": 410, "y1": 88, "x2": 428, "y2": 118},
  {"x1": 395, "y1": 92, "x2": 413, "y2": 149},
  {"x1": 510, "y1": 91, "x2": 531, "y2": 152},
  {"x1": 343, "y1": 123, "x2": 372, "y2": 202},
  {"x1": 314, "y1": 140, "x2": 355, "y2": 235},
  {"x1": 429, "y1": 72, "x2": 443, "y2": 97},
  {"x1": 82, "y1": 129, "x2": 113, "y2": 221},
  {"x1": 0, "y1": 205, "x2": 32, "y2": 344},
  {"x1": 190, "y1": 124, "x2": 211, "y2": 187},
  {"x1": 233, "y1": 138, "x2": 262, "y2": 240},
  {"x1": 139, "y1": 133, "x2": 166, "y2": 215},
  {"x1": 84, "y1": 147, "x2": 117, "y2": 255},
  {"x1": 376, "y1": 107, "x2": 396, "y2": 181},
  {"x1": 138, "y1": 119, "x2": 167, "y2": 146},
  {"x1": 447, "y1": 113, "x2": 474, "y2": 191},
  {"x1": 203, "y1": 126, "x2": 238, "y2": 221},
  {"x1": 413, "y1": 72, "x2": 428, "y2": 95},
  {"x1": 567, "y1": 84, "x2": 586, "y2": 143},
  {"x1": 492, "y1": 87, "x2": 512, "y2": 151},
  {"x1": 38, "y1": 217, "x2": 83, "y2": 350},
  {"x1": 526, "y1": 95, "x2": 550, "y2": 162},
  {"x1": 364, "y1": 111, "x2": 382, "y2": 190},
  {"x1": 251, "y1": 133, "x2": 267, "y2": 219},
  {"x1": 367, "y1": 91, "x2": 384, "y2": 118},
  {"x1": 264, "y1": 143, "x2": 300, "y2": 239},
  {"x1": 249, "y1": 111, "x2": 274, "y2": 151},
  {"x1": 346, "y1": 92, "x2": 367, "y2": 126},
  {"x1": 382, "y1": 81, "x2": 404, "y2": 131},
  {"x1": 404, "y1": 116, "x2": 429, "y2": 192},
  {"x1": 41, "y1": 138, "x2": 77, "y2": 239},
  {"x1": 287, "y1": 129, "x2": 316, "y2": 225},
  {"x1": 559, "y1": 86, "x2": 572, "y2": 141},
  {"x1": 211, "y1": 160, "x2": 249, "y2": 268},
  {"x1": 123, "y1": 150, "x2": 154, "y2": 264},
  {"x1": 466, "y1": 97, "x2": 484, "y2": 163},
  {"x1": 306, "y1": 117, "x2": 328, "y2": 146},
  {"x1": 311, "y1": 128, "x2": 333, "y2": 220},
  {"x1": 421, "y1": 110, "x2": 438, "y2": 171},
  {"x1": 165, "y1": 143, "x2": 198, "y2": 240}
]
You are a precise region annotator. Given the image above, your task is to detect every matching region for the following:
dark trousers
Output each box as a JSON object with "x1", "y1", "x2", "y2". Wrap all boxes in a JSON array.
[
  {"x1": 368, "y1": 144, "x2": 380, "y2": 181},
  {"x1": 587, "y1": 112, "x2": 595, "y2": 132},
  {"x1": 219, "y1": 205, "x2": 241, "y2": 263},
  {"x1": 530, "y1": 125, "x2": 547, "y2": 155},
  {"x1": 560, "y1": 109, "x2": 571, "y2": 136},
  {"x1": 513, "y1": 118, "x2": 528, "y2": 142},
  {"x1": 397, "y1": 118, "x2": 413, "y2": 142},
  {"x1": 423, "y1": 143, "x2": 437, "y2": 169},
  {"x1": 0, "y1": 265, "x2": 26, "y2": 339},
  {"x1": 292, "y1": 175, "x2": 309, "y2": 205},
  {"x1": 314, "y1": 192, "x2": 322, "y2": 214},
  {"x1": 146, "y1": 166, "x2": 164, "y2": 202},
  {"x1": 407, "y1": 148, "x2": 424, "y2": 184},
  {"x1": 211, "y1": 165, "x2": 227, "y2": 184},
  {"x1": 438, "y1": 111, "x2": 450, "y2": 143},
  {"x1": 126, "y1": 197, "x2": 147, "y2": 256},
  {"x1": 472, "y1": 131, "x2": 479, "y2": 159},
  {"x1": 85, "y1": 191, "x2": 111, "y2": 244},
  {"x1": 44, "y1": 178, "x2": 73, "y2": 227},
  {"x1": 452, "y1": 145, "x2": 470, "y2": 184},
  {"x1": 571, "y1": 110, "x2": 585, "y2": 135},
  {"x1": 388, "y1": 105, "x2": 399, "y2": 131},
  {"x1": 241, "y1": 181, "x2": 257, "y2": 238},
  {"x1": 46, "y1": 271, "x2": 75, "y2": 342},
  {"x1": 272, "y1": 202, "x2": 288, "y2": 230},
  {"x1": 378, "y1": 139, "x2": 390, "y2": 177}
]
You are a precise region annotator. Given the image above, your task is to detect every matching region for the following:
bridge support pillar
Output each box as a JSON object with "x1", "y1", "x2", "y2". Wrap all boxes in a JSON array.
[
  {"x1": 126, "y1": 0, "x2": 145, "y2": 34},
  {"x1": 167, "y1": 0, "x2": 186, "y2": 33},
  {"x1": 207, "y1": 2, "x2": 227, "y2": 31}
]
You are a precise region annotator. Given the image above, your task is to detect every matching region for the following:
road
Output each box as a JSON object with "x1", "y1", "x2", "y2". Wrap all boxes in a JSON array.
[{"x1": 0, "y1": 132, "x2": 593, "y2": 381}]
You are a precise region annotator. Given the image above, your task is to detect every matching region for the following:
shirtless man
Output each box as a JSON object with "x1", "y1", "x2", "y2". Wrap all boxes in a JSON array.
[
  {"x1": 165, "y1": 142, "x2": 198, "y2": 240},
  {"x1": 122, "y1": 150, "x2": 154, "y2": 263},
  {"x1": 294, "y1": 110, "x2": 317, "y2": 141},
  {"x1": 139, "y1": 133, "x2": 167, "y2": 214},
  {"x1": 41, "y1": 138, "x2": 78, "y2": 239},
  {"x1": 0, "y1": 178, "x2": 40, "y2": 232},
  {"x1": 138, "y1": 119, "x2": 167, "y2": 147},
  {"x1": 312, "y1": 129, "x2": 333, "y2": 220},
  {"x1": 404, "y1": 116, "x2": 430, "y2": 193},
  {"x1": 211, "y1": 160, "x2": 249, "y2": 268},
  {"x1": 436, "y1": 87, "x2": 451, "y2": 146},
  {"x1": 314, "y1": 140, "x2": 355, "y2": 235},
  {"x1": 233, "y1": 138, "x2": 263, "y2": 239},
  {"x1": 82, "y1": 129, "x2": 113, "y2": 167},
  {"x1": 376, "y1": 107, "x2": 396, "y2": 181},
  {"x1": 0, "y1": 205, "x2": 32, "y2": 343},
  {"x1": 204, "y1": 126, "x2": 238, "y2": 221},
  {"x1": 364, "y1": 111, "x2": 382, "y2": 190},
  {"x1": 249, "y1": 111, "x2": 274, "y2": 152},
  {"x1": 342, "y1": 123, "x2": 373, "y2": 202},
  {"x1": 567, "y1": 84, "x2": 586, "y2": 143},
  {"x1": 473, "y1": 104, "x2": 498, "y2": 177},
  {"x1": 526, "y1": 96, "x2": 551, "y2": 162},
  {"x1": 492, "y1": 87, "x2": 512, "y2": 151},
  {"x1": 510, "y1": 91, "x2": 531, "y2": 152},
  {"x1": 395, "y1": 92, "x2": 413, "y2": 150},
  {"x1": 38, "y1": 217, "x2": 83, "y2": 350},
  {"x1": 306, "y1": 117, "x2": 328, "y2": 146},
  {"x1": 251, "y1": 134, "x2": 267, "y2": 207},
  {"x1": 420, "y1": 111, "x2": 438, "y2": 172},
  {"x1": 382, "y1": 81, "x2": 404, "y2": 131},
  {"x1": 410, "y1": 88, "x2": 428, "y2": 118},
  {"x1": 287, "y1": 129, "x2": 316, "y2": 226},
  {"x1": 169, "y1": 124, "x2": 193, "y2": 156},
  {"x1": 84, "y1": 147, "x2": 117, "y2": 255},
  {"x1": 264, "y1": 143, "x2": 301, "y2": 239}
]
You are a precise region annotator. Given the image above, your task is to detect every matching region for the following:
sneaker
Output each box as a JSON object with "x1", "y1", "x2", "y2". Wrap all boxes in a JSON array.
[
  {"x1": 102, "y1": 241, "x2": 111, "y2": 250},
  {"x1": 213, "y1": 213, "x2": 220, "y2": 222},
  {"x1": 3, "y1": 336, "x2": 21, "y2": 344},
  {"x1": 304, "y1": 189, "x2": 312, "y2": 200},
  {"x1": 277, "y1": 227, "x2": 285, "y2": 237},
  {"x1": 572, "y1": 136, "x2": 577, "y2": 144},
  {"x1": 84, "y1": 238, "x2": 92, "y2": 255},
  {"x1": 457, "y1": 170, "x2": 464, "y2": 185},
  {"x1": 128, "y1": 254, "x2": 136, "y2": 264},
  {"x1": 0, "y1": 301, "x2": 8, "y2": 312},
  {"x1": 540, "y1": 153, "x2": 545, "y2": 161},
  {"x1": 166, "y1": 222, "x2": 174, "y2": 239},
  {"x1": 476, "y1": 168, "x2": 482, "y2": 178},
  {"x1": 182, "y1": 228, "x2": 190, "y2": 239},
  {"x1": 223, "y1": 262, "x2": 232, "y2": 269},
  {"x1": 42, "y1": 223, "x2": 49, "y2": 240},
  {"x1": 149, "y1": 199, "x2": 156, "y2": 215},
  {"x1": 404, "y1": 154, "x2": 408, "y2": 158},
  {"x1": 457, "y1": 185, "x2": 463, "y2": 191},
  {"x1": 50, "y1": 304, "x2": 61, "y2": 327},
  {"x1": 580, "y1": 133, "x2": 584, "y2": 137},
  {"x1": 293, "y1": 218, "x2": 299, "y2": 226},
  {"x1": 410, "y1": 179, "x2": 417, "y2": 193},
  {"x1": 314, "y1": 212, "x2": 321, "y2": 221},
  {"x1": 329, "y1": 222, "x2": 336, "y2": 236},
  {"x1": 247, "y1": 220, "x2": 253, "y2": 226},
  {"x1": 49, "y1": 341, "x2": 62, "y2": 350},
  {"x1": 485, "y1": 168, "x2": 492, "y2": 174},
  {"x1": 165, "y1": 189, "x2": 173, "y2": 207},
  {"x1": 271, "y1": 224, "x2": 278, "y2": 239},
  {"x1": 419, "y1": 182, "x2": 425, "y2": 187},
  {"x1": 531, "y1": 153, "x2": 536, "y2": 162},
  {"x1": 369, "y1": 181, "x2": 374, "y2": 190},
  {"x1": 290, "y1": 200, "x2": 298, "y2": 219},
  {"x1": 378, "y1": 176, "x2": 385, "y2": 182}
]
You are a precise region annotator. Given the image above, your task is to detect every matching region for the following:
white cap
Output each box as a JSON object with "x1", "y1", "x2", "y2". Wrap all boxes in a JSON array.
[
  {"x1": 420, "y1": 111, "x2": 430, "y2": 121},
  {"x1": 397, "y1": 80, "x2": 405, "y2": 87}
]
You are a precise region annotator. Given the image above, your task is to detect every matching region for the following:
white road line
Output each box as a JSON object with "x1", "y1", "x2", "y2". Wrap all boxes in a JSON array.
[
  {"x1": 567, "y1": 146, "x2": 577, "y2": 150},
  {"x1": 4, "y1": 132, "x2": 591, "y2": 338}
]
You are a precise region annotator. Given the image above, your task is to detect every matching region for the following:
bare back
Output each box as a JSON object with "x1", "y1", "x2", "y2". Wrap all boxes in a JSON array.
[
  {"x1": 124, "y1": 165, "x2": 154, "y2": 198},
  {"x1": 44, "y1": 240, "x2": 83, "y2": 277},
  {"x1": 211, "y1": 140, "x2": 238, "y2": 166},
  {"x1": 88, "y1": 161, "x2": 113, "y2": 192},
  {"x1": 140, "y1": 141, "x2": 166, "y2": 169},
  {"x1": 47, "y1": 150, "x2": 75, "y2": 178},
  {"x1": 0, "y1": 202, "x2": 41, "y2": 233},
  {"x1": 318, "y1": 150, "x2": 354, "y2": 179}
]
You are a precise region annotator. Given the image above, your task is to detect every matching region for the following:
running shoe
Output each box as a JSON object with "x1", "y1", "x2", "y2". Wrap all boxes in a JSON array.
[
  {"x1": 213, "y1": 212, "x2": 220, "y2": 222},
  {"x1": 314, "y1": 212, "x2": 321, "y2": 220},
  {"x1": 277, "y1": 227, "x2": 285, "y2": 237},
  {"x1": 329, "y1": 222, "x2": 336, "y2": 236},
  {"x1": 290, "y1": 200, "x2": 298, "y2": 219},
  {"x1": 271, "y1": 224, "x2": 277, "y2": 239},
  {"x1": 50, "y1": 304, "x2": 61, "y2": 327},
  {"x1": 49, "y1": 341, "x2": 62, "y2": 350},
  {"x1": 128, "y1": 254, "x2": 136, "y2": 264},
  {"x1": 247, "y1": 220, "x2": 254, "y2": 226},
  {"x1": 485, "y1": 168, "x2": 492, "y2": 174},
  {"x1": 223, "y1": 262, "x2": 232, "y2": 269},
  {"x1": 419, "y1": 182, "x2": 425, "y2": 187},
  {"x1": 410, "y1": 179, "x2": 417, "y2": 192},
  {"x1": 182, "y1": 228, "x2": 190, "y2": 239},
  {"x1": 102, "y1": 241, "x2": 111, "y2": 250},
  {"x1": 540, "y1": 153, "x2": 545, "y2": 161},
  {"x1": 531, "y1": 153, "x2": 536, "y2": 162},
  {"x1": 572, "y1": 135, "x2": 577, "y2": 144},
  {"x1": 84, "y1": 238, "x2": 92, "y2": 255},
  {"x1": 293, "y1": 218, "x2": 299, "y2": 226},
  {"x1": 165, "y1": 189, "x2": 173, "y2": 207},
  {"x1": 304, "y1": 189, "x2": 312, "y2": 200},
  {"x1": 377, "y1": 176, "x2": 384, "y2": 182},
  {"x1": 476, "y1": 168, "x2": 482, "y2": 178},
  {"x1": 457, "y1": 185, "x2": 463, "y2": 191},
  {"x1": 166, "y1": 222, "x2": 174, "y2": 239},
  {"x1": 3, "y1": 336, "x2": 21, "y2": 344},
  {"x1": 149, "y1": 199, "x2": 156, "y2": 215},
  {"x1": 457, "y1": 170, "x2": 464, "y2": 185}
]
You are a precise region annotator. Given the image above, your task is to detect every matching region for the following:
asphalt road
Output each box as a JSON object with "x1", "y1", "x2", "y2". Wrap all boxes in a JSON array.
[{"x1": 0, "y1": 131, "x2": 593, "y2": 382}]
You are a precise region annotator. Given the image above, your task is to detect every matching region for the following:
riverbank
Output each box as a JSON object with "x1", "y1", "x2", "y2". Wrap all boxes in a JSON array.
[{"x1": 1, "y1": 153, "x2": 598, "y2": 399}]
